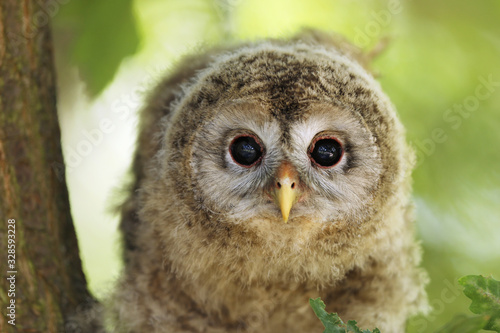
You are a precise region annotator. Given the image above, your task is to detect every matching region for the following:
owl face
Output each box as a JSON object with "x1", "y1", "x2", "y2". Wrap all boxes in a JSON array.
[
  {"x1": 187, "y1": 98, "x2": 381, "y2": 225},
  {"x1": 161, "y1": 42, "x2": 405, "y2": 229}
]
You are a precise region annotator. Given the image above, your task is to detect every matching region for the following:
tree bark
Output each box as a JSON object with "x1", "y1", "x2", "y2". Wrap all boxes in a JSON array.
[{"x1": 0, "y1": 1, "x2": 96, "y2": 332}]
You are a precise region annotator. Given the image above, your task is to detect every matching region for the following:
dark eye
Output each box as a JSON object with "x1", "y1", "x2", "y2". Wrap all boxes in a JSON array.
[
  {"x1": 229, "y1": 135, "x2": 263, "y2": 167},
  {"x1": 309, "y1": 137, "x2": 343, "y2": 168}
]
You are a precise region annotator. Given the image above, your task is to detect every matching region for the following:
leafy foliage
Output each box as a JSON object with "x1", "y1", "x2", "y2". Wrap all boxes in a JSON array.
[
  {"x1": 459, "y1": 275, "x2": 500, "y2": 332},
  {"x1": 309, "y1": 298, "x2": 380, "y2": 333},
  {"x1": 312, "y1": 275, "x2": 500, "y2": 333},
  {"x1": 54, "y1": 0, "x2": 140, "y2": 96},
  {"x1": 433, "y1": 275, "x2": 500, "y2": 332}
]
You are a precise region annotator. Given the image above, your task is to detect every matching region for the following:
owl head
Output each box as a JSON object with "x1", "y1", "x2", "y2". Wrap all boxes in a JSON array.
[
  {"x1": 122, "y1": 32, "x2": 421, "y2": 289},
  {"x1": 150, "y1": 38, "x2": 410, "y2": 231}
]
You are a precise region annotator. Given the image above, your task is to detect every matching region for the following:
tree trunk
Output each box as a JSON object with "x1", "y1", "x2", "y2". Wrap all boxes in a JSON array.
[{"x1": 0, "y1": 1, "x2": 97, "y2": 332}]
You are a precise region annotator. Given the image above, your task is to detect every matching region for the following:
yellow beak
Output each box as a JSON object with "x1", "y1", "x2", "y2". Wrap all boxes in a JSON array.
[{"x1": 270, "y1": 162, "x2": 301, "y2": 223}]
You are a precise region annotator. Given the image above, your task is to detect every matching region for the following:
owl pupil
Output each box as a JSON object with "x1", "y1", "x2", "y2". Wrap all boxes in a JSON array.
[
  {"x1": 310, "y1": 138, "x2": 343, "y2": 167},
  {"x1": 230, "y1": 136, "x2": 263, "y2": 167}
]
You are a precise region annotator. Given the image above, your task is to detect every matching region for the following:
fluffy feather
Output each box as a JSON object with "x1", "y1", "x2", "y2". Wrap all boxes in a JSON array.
[{"x1": 111, "y1": 30, "x2": 428, "y2": 333}]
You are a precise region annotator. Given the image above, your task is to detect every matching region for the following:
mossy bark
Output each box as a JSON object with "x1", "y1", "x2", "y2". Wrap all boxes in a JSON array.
[{"x1": 0, "y1": 1, "x2": 97, "y2": 332}]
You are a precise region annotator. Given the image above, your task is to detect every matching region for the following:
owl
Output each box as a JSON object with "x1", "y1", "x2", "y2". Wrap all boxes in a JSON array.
[{"x1": 109, "y1": 30, "x2": 428, "y2": 333}]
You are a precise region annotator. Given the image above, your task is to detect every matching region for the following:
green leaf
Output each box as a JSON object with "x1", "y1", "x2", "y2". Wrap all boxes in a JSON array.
[
  {"x1": 459, "y1": 275, "x2": 500, "y2": 332},
  {"x1": 459, "y1": 275, "x2": 500, "y2": 315},
  {"x1": 346, "y1": 320, "x2": 380, "y2": 333},
  {"x1": 487, "y1": 317, "x2": 500, "y2": 333},
  {"x1": 309, "y1": 298, "x2": 345, "y2": 333},
  {"x1": 346, "y1": 320, "x2": 364, "y2": 333},
  {"x1": 309, "y1": 298, "x2": 381, "y2": 333},
  {"x1": 55, "y1": 0, "x2": 140, "y2": 96},
  {"x1": 435, "y1": 314, "x2": 490, "y2": 333}
]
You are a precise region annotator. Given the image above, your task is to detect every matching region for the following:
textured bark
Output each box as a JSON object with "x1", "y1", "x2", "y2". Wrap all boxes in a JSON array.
[{"x1": 0, "y1": 1, "x2": 96, "y2": 332}]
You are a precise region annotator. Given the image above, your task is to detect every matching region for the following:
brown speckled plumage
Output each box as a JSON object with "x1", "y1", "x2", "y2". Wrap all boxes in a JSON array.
[{"x1": 110, "y1": 30, "x2": 428, "y2": 333}]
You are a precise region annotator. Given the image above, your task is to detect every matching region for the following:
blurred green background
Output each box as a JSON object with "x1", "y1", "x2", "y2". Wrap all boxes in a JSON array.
[{"x1": 51, "y1": 0, "x2": 500, "y2": 332}]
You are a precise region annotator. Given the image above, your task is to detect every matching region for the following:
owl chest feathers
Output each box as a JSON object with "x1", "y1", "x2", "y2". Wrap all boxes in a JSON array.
[{"x1": 129, "y1": 177, "x2": 414, "y2": 331}]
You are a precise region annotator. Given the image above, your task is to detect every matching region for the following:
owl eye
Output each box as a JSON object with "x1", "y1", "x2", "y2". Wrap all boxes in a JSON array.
[
  {"x1": 309, "y1": 136, "x2": 343, "y2": 168},
  {"x1": 229, "y1": 135, "x2": 263, "y2": 167}
]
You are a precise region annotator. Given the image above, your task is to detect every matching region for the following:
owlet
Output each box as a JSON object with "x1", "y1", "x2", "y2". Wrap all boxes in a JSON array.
[{"x1": 109, "y1": 30, "x2": 428, "y2": 333}]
